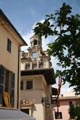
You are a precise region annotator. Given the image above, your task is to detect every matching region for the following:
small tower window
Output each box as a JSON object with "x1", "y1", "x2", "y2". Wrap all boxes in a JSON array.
[
  {"x1": 32, "y1": 64, "x2": 37, "y2": 69},
  {"x1": 39, "y1": 62, "x2": 44, "y2": 68},
  {"x1": 34, "y1": 40, "x2": 37, "y2": 46},
  {"x1": 25, "y1": 64, "x2": 30, "y2": 70}
]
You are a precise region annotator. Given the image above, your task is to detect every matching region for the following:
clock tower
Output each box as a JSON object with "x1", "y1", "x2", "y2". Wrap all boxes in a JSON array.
[{"x1": 21, "y1": 34, "x2": 52, "y2": 70}]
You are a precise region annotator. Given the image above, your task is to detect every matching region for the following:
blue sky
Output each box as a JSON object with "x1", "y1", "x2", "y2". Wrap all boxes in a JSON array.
[
  {"x1": 0, "y1": 0, "x2": 80, "y2": 95},
  {"x1": 0, "y1": 0, "x2": 80, "y2": 35}
]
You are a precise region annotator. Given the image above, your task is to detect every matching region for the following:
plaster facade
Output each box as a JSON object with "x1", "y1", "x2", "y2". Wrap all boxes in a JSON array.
[
  {"x1": 53, "y1": 96, "x2": 80, "y2": 120},
  {"x1": 0, "y1": 9, "x2": 27, "y2": 109}
]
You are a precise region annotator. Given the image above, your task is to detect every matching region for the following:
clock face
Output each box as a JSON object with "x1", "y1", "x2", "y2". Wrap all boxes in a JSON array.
[{"x1": 31, "y1": 52, "x2": 38, "y2": 59}]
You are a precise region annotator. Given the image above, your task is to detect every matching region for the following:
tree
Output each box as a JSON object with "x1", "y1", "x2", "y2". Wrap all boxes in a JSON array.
[
  {"x1": 69, "y1": 101, "x2": 80, "y2": 119},
  {"x1": 33, "y1": 3, "x2": 80, "y2": 94}
]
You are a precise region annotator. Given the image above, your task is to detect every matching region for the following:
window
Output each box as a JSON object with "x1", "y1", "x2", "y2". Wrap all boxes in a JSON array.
[
  {"x1": 25, "y1": 64, "x2": 30, "y2": 70},
  {"x1": 32, "y1": 64, "x2": 37, "y2": 69},
  {"x1": 69, "y1": 101, "x2": 72, "y2": 105},
  {"x1": 7, "y1": 38, "x2": 11, "y2": 53},
  {"x1": 55, "y1": 112, "x2": 62, "y2": 119},
  {"x1": 34, "y1": 40, "x2": 37, "y2": 46},
  {"x1": 26, "y1": 81, "x2": 33, "y2": 89},
  {"x1": 21, "y1": 109, "x2": 29, "y2": 115},
  {"x1": 39, "y1": 62, "x2": 44, "y2": 68},
  {"x1": 21, "y1": 81, "x2": 23, "y2": 90},
  {"x1": 0, "y1": 65, "x2": 15, "y2": 107}
]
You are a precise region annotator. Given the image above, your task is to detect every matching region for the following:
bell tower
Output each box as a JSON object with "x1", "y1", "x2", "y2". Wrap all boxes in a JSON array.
[
  {"x1": 21, "y1": 34, "x2": 52, "y2": 70},
  {"x1": 30, "y1": 34, "x2": 42, "y2": 49}
]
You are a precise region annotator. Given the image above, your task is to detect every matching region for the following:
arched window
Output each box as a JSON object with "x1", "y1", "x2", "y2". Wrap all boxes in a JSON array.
[{"x1": 34, "y1": 40, "x2": 37, "y2": 46}]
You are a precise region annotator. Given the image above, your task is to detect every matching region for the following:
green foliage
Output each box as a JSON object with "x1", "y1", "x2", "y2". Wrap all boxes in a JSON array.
[
  {"x1": 69, "y1": 101, "x2": 80, "y2": 119},
  {"x1": 69, "y1": 103, "x2": 76, "y2": 119},
  {"x1": 33, "y1": 2, "x2": 80, "y2": 94}
]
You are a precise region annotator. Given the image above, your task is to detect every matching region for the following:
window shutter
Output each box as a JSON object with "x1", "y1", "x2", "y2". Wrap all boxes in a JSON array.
[{"x1": 10, "y1": 72, "x2": 15, "y2": 107}]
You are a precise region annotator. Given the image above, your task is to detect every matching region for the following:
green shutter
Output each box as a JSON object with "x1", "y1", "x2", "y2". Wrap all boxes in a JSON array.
[
  {"x1": 10, "y1": 72, "x2": 15, "y2": 107},
  {"x1": 0, "y1": 65, "x2": 5, "y2": 104}
]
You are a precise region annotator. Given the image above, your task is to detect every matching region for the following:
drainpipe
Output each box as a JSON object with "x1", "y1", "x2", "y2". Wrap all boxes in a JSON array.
[{"x1": 17, "y1": 46, "x2": 20, "y2": 109}]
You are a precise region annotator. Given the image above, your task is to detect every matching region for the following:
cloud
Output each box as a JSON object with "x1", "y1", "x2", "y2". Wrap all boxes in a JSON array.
[
  {"x1": 21, "y1": 31, "x2": 33, "y2": 52},
  {"x1": 61, "y1": 86, "x2": 75, "y2": 96}
]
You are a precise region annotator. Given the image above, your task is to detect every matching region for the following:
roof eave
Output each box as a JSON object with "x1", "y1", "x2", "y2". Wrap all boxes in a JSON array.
[
  {"x1": 21, "y1": 68, "x2": 56, "y2": 85},
  {"x1": 0, "y1": 9, "x2": 27, "y2": 46}
]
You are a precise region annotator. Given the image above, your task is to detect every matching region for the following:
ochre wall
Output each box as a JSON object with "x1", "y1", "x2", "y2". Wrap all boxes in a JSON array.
[{"x1": 0, "y1": 23, "x2": 19, "y2": 108}]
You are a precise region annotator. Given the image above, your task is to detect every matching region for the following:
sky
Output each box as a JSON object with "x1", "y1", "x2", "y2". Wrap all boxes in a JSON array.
[{"x1": 0, "y1": 0, "x2": 80, "y2": 95}]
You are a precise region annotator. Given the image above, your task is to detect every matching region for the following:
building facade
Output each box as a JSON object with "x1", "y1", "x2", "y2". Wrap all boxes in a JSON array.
[
  {"x1": 0, "y1": 9, "x2": 27, "y2": 109},
  {"x1": 53, "y1": 96, "x2": 80, "y2": 120},
  {"x1": 20, "y1": 35, "x2": 56, "y2": 120}
]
